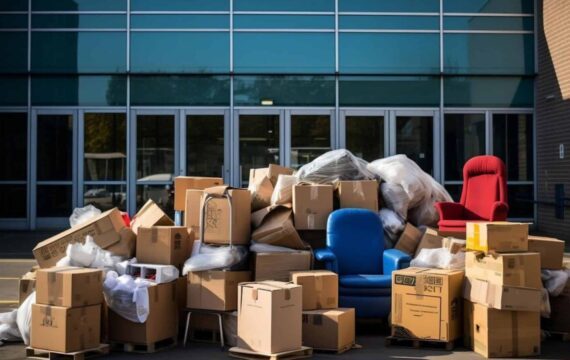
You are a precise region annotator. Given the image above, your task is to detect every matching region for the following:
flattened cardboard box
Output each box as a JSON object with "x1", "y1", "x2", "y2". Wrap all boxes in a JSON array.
[
  {"x1": 465, "y1": 252, "x2": 541, "y2": 289},
  {"x1": 130, "y1": 199, "x2": 174, "y2": 235},
  {"x1": 31, "y1": 304, "x2": 101, "y2": 353},
  {"x1": 187, "y1": 270, "x2": 252, "y2": 311},
  {"x1": 202, "y1": 188, "x2": 251, "y2": 246},
  {"x1": 414, "y1": 227, "x2": 444, "y2": 257},
  {"x1": 251, "y1": 205, "x2": 306, "y2": 250},
  {"x1": 292, "y1": 184, "x2": 333, "y2": 230},
  {"x1": 36, "y1": 267, "x2": 103, "y2": 307},
  {"x1": 136, "y1": 226, "x2": 192, "y2": 271},
  {"x1": 394, "y1": 223, "x2": 422, "y2": 255},
  {"x1": 463, "y1": 277, "x2": 541, "y2": 312},
  {"x1": 290, "y1": 270, "x2": 338, "y2": 310},
  {"x1": 528, "y1": 235, "x2": 565, "y2": 269},
  {"x1": 254, "y1": 252, "x2": 312, "y2": 282},
  {"x1": 302, "y1": 308, "x2": 355, "y2": 351},
  {"x1": 338, "y1": 180, "x2": 379, "y2": 211},
  {"x1": 174, "y1": 176, "x2": 223, "y2": 211},
  {"x1": 19, "y1": 269, "x2": 37, "y2": 305},
  {"x1": 466, "y1": 222, "x2": 528, "y2": 253}
]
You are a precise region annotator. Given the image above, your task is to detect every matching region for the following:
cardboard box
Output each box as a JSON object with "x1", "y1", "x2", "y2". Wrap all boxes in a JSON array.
[
  {"x1": 528, "y1": 235, "x2": 565, "y2": 269},
  {"x1": 108, "y1": 281, "x2": 178, "y2": 344},
  {"x1": 187, "y1": 271, "x2": 252, "y2": 311},
  {"x1": 184, "y1": 189, "x2": 203, "y2": 235},
  {"x1": 391, "y1": 267, "x2": 464, "y2": 341},
  {"x1": 19, "y1": 269, "x2": 37, "y2": 305},
  {"x1": 268, "y1": 164, "x2": 294, "y2": 186},
  {"x1": 238, "y1": 281, "x2": 302, "y2": 354},
  {"x1": 249, "y1": 168, "x2": 273, "y2": 211},
  {"x1": 443, "y1": 237, "x2": 466, "y2": 254},
  {"x1": 174, "y1": 176, "x2": 223, "y2": 211},
  {"x1": 36, "y1": 267, "x2": 103, "y2": 307},
  {"x1": 202, "y1": 187, "x2": 251, "y2": 246},
  {"x1": 251, "y1": 206, "x2": 306, "y2": 250},
  {"x1": 130, "y1": 199, "x2": 174, "y2": 235},
  {"x1": 290, "y1": 270, "x2": 338, "y2": 310},
  {"x1": 542, "y1": 278, "x2": 570, "y2": 332},
  {"x1": 302, "y1": 308, "x2": 355, "y2": 352},
  {"x1": 254, "y1": 252, "x2": 312, "y2": 282},
  {"x1": 463, "y1": 277, "x2": 541, "y2": 312},
  {"x1": 465, "y1": 252, "x2": 541, "y2": 289},
  {"x1": 464, "y1": 300, "x2": 540, "y2": 358},
  {"x1": 136, "y1": 226, "x2": 191, "y2": 271},
  {"x1": 33, "y1": 208, "x2": 136, "y2": 268},
  {"x1": 414, "y1": 227, "x2": 444, "y2": 257},
  {"x1": 31, "y1": 304, "x2": 101, "y2": 353},
  {"x1": 394, "y1": 223, "x2": 422, "y2": 255},
  {"x1": 466, "y1": 222, "x2": 528, "y2": 253},
  {"x1": 337, "y1": 180, "x2": 378, "y2": 211},
  {"x1": 292, "y1": 184, "x2": 333, "y2": 230},
  {"x1": 223, "y1": 311, "x2": 238, "y2": 347}
]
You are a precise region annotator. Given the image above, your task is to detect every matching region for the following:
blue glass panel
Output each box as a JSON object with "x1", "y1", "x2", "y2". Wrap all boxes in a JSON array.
[
  {"x1": 130, "y1": 32, "x2": 229, "y2": 73},
  {"x1": 131, "y1": 15, "x2": 229, "y2": 29},
  {"x1": 131, "y1": 0, "x2": 229, "y2": 11},
  {"x1": 0, "y1": 32, "x2": 27, "y2": 72},
  {"x1": 234, "y1": 0, "x2": 334, "y2": 12},
  {"x1": 32, "y1": 0, "x2": 127, "y2": 11},
  {"x1": 0, "y1": 113, "x2": 27, "y2": 182},
  {"x1": 31, "y1": 32, "x2": 127, "y2": 73},
  {"x1": 340, "y1": 15, "x2": 439, "y2": 30},
  {"x1": 234, "y1": 33, "x2": 334, "y2": 73},
  {"x1": 0, "y1": 14, "x2": 27, "y2": 28},
  {"x1": 444, "y1": 33, "x2": 534, "y2": 74},
  {"x1": 130, "y1": 76, "x2": 230, "y2": 105},
  {"x1": 0, "y1": 76, "x2": 27, "y2": 106},
  {"x1": 339, "y1": 0, "x2": 439, "y2": 12},
  {"x1": 234, "y1": 15, "x2": 334, "y2": 29},
  {"x1": 444, "y1": 16, "x2": 534, "y2": 31},
  {"x1": 0, "y1": 0, "x2": 28, "y2": 11},
  {"x1": 443, "y1": 0, "x2": 533, "y2": 14},
  {"x1": 32, "y1": 76, "x2": 127, "y2": 106},
  {"x1": 32, "y1": 15, "x2": 127, "y2": 29},
  {"x1": 444, "y1": 76, "x2": 534, "y2": 107},
  {"x1": 339, "y1": 33, "x2": 440, "y2": 74}
]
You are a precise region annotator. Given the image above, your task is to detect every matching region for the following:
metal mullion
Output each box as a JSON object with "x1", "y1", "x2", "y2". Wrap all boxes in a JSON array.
[
  {"x1": 27, "y1": 0, "x2": 32, "y2": 229},
  {"x1": 31, "y1": 11, "x2": 127, "y2": 15},
  {"x1": 443, "y1": 30, "x2": 533, "y2": 35},
  {"x1": 233, "y1": 11, "x2": 335, "y2": 15},
  {"x1": 84, "y1": 181, "x2": 127, "y2": 185},
  {"x1": 77, "y1": 110, "x2": 85, "y2": 207},
  {"x1": 0, "y1": 11, "x2": 28, "y2": 14},
  {"x1": 32, "y1": 28, "x2": 125, "y2": 32},
  {"x1": 126, "y1": 0, "x2": 130, "y2": 73},
  {"x1": 36, "y1": 181, "x2": 74, "y2": 185},
  {"x1": 130, "y1": 28, "x2": 229, "y2": 32},
  {"x1": 130, "y1": 11, "x2": 229, "y2": 15},
  {"x1": 0, "y1": 29, "x2": 28, "y2": 32},
  {"x1": 180, "y1": 109, "x2": 187, "y2": 177},
  {"x1": 0, "y1": 180, "x2": 27, "y2": 185},
  {"x1": 30, "y1": 109, "x2": 37, "y2": 229},
  {"x1": 283, "y1": 109, "x2": 290, "y2": 168},
  {"x1": 339, "y1": 12, "x2": 440, "y2": 16},
  {"x1": 234, "y1": 29, "x2": 334, "y2": 33},
  {"x1": 340, "y1": 29, "x2": 439, "y2": 34},
  {"x1": 443, "y1": 13, "x2": 534, "y2": 17}
]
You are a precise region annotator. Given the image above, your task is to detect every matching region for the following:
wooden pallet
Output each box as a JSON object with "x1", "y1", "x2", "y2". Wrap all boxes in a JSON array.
[
  {"x1": 111, "y1": 336, "x2": 177, "y2": 353},
  {"x1": 385, "y1": 336, "x2": 456, "y2": 351},
  {"x1": 26, "y1": 344, "x2": 109, "y2": 360},
  {"x1": 228, "y1": 346, "x2": 313, "y2": 360}
]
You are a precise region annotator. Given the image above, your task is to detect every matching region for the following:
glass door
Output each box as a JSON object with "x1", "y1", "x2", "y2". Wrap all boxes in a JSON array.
[
  {"x1": 288, "y1": 110, "x2": 334, "y2": 169},
  {"x1": 340, "y1": 109, "x2": 388, "y2": 162}
]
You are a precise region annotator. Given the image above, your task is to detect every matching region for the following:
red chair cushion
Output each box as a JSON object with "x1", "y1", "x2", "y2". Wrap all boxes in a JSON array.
[{"x1": 463, "y1": 174, "x2": 500, "y2": 220}]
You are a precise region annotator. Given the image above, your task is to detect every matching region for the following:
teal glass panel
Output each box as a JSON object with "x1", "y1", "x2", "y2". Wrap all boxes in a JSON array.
[
  {"x1": 234, "y1": 15, "x2": 334, "y2": 29},
  {"x1": 234, "y1": 0, "x2": 334, "y2": 12},
  {"x1": 31, "y1": 32, "x2": 127, "y2": 73},
  {"x1": 339, "y1": 76, "x2": 440, "y2": 106},
  {"x1": 0, "y1": 15, "x2": 27, "y2": 28},
  {"x1": 131, "y1": 15, "x2": 229, "y2": 29},
  {"x1": 32, "y1": 15, "x2": 127, "y2": 29},
  {"x1": 0, "y1": 32, "x2": 27, "y2": 72},
  {"x1": 339, "y1": 33, "x2": 440, "y2": 74},
  {"x1": 0, "y1": 77, "x2": 27, "y2": 106},
  {"x1": 234, "y1": 76, "x2": 335, "y2": 106},
  {"x1": 32, "y1": 0, "x2": 127, "y2": 11},
  {"x1": 0, "y1": 0, "x2": 28, "y2": 11},
  {"x1": 444, "y1": 34, "x2": 534, "y2": 74},
  {"x1": 130, "y1": 76, "x2": 230, "y2": 106},
  {"x1": 340, "y1": 15, "x2": 439, "y2": 30},
  {"x1": 443, "y1": 0, "x2": 533, "y2": 14},
  {"x1": 234, "y1": 33, "x2": 334, "y2": 73},
  {"x1": 131, "y1": 0, "x2": 229, "y2": 11},
  {"x1": 444, "y1": 76, "x2": 534, "y2": 107},
  {"x1": 339, "y1": 0, "x2": 439, "y2": 12},
  {"x1": 32, "y1": 76, "x2": 127, "y2": 106},
  {"x1": 444, "y1": 16, "x2": 534, "y2": 31},
  {"x1": 131, "y1": 32, "x2": 229, "y2": 73}
]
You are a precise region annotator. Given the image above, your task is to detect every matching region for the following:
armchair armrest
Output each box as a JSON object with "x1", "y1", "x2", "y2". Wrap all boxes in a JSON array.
[
  {"x1": 489, "y1": 201, "x2": 509, "y2": 221},
  {"x1": 383, "y1": 249, "x2": 412, "y2": 276},
  {"x1": 434, "y1": 202, "x2": 465, "y2": 221},
  {"x1": 314, "y1": 247, "x2": 338, "y2": 273}
]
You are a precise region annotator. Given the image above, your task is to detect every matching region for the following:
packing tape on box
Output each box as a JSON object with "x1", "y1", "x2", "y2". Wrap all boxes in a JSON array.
[
  {"x1": 352, "y1": 181, "x2": 364, "y2": 198},
  {"x1": 310, "y1": 186, "x2": 318, "y2": 201},
  {"x1": 467, "y1": 223, "x2": 483, "y2": 251},
  {"x1": 307, "y1": 214, "x2": 316, "y2": 230}
]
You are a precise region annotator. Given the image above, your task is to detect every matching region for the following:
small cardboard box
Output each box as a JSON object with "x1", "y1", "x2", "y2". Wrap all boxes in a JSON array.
[
  {"x1": 268, "y1": 164, "x2": 294, "y2": 186},
  {"x1": 251, "y1": 206, "x2": 305, "y2": 250},
  {"x1": 19, "y1": 269, "x2": 37, "y2": 305},
  {"x1": 464, "y1": 300, "x2": 540, "y2": 358},
  {"x1": 238, "y1": 281, "x2": 302, "y2": 354},
  {"x1": 187, "y1": 271, "x2": 252, "y2": 311},
  {"x1": 136, "y1": 226, "x2": 191, "y2": 271},
  {"x1": 542, "y1": 278, "x2": 570, "y2": 332},
  {"x1": 33, "y1": 208, "x2": 135, "y2": 268},
  {"x1": 249, "y1": 168, "x2": 273, "y2": 211},
  {"x1": 391, "y1": 267, "x2": 464, "y2": 341},
  {"x1": 527, "y1": 235, "x2": 565, "y2": 269},
  {"x1": 203, "y1": 187, "x2": 251, "y2": 246},
  {"x1": 130, "y1": 199, "x2": 174, "y2": 235},
  {"x1": 414, "y1": 227, "x2": 444, "y2": 257},
  {"x1": 465, "y1": 252, "x2": 541, "y2": 289},
  {"x1": 466, "y1": 222, "x2": 528, "y2": 253},
  {"x1": 338, "y1": 180, "x2": 379, "y2": 211},
  {"x1": 292, "y1": 184, "x2": 333, "y2": 230},
  {"x1": 394, "y1": 223, "x2": 422, "y2": 255},
  {"x1": 174, "y1": 176, "x2": 223, "y2": 211},
  {"x1": 254, "y1": 252, "x2": 312, "y2": 282},
  {"x1": 184, "y1": 189, "x2": 203, "y2": 235},
  {"x1": 290, "y1": 270, "x2": 338, "y2": 310},
  {"x1": 463, "y1": 277, "x2": 541, "y2": 312},
  {"x1": 36, "y1": 267, "x2": 103, "y2": 307},
  {"x1": 302, "y1": 308, "x2": 355, "y2": 352},
  {"x1": 31, "y1": 304, "x2": 101, "y2": 353}
]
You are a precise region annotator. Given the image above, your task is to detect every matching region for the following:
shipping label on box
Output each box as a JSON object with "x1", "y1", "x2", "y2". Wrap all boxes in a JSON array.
[
  {"x1": 394, "y1": 223, "x2": 422, "y2": 255},
  {"x1": 290, "y1": 270, "x2": 338, "y2": 310},
  {"x1": 463, "y1": 277, "x2": 541, "y2": 312},
  {"x1": 130, "y1": 199, "x2": 174, "y2": 235},
  {"x1": 466, "y1": 222, "x2": 528, "y2": 253},
  {"x1": 187, "y1": 270, "x2": 252, "y2": 311},
  {"x1": 465, "y1": 252, "x2": 541, "y2": 289},
  {"x1": 136, "y1": 226, "x2": 191, "y2": 271},
  {"x1": 528, "y1": 235, "x2": 565, "y2": 270},
  {"x1": 202, "y1": 188, "x2": 251, "y2": 246},
  {"x1": 338, "y1": 180, "x2": 379, "y2": 211},
  {"x1": 36, "y1": 267, "x2": 103, "y2": 308},
  {"x1": 174, "y1": 176, "x2": 223, "y2": 211},
  {"x1": 302, "y1": 308, "x2": 355, "y2": 352},
  {"x1": 254, "y1": 252, "x2": 312, "y2": 282},
  {"x1": 292, "y1": 184, "x2": 333, "y2": 230}
]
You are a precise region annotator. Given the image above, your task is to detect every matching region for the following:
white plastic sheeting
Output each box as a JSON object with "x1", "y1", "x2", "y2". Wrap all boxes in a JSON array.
[
  {"x1": 69, "y1": 205, "x2": 101, "y2": 227},
  {"x1": 380, "y1": 182, "x2": 409, "y2": 219},
  {"x1": 411, "y1": 247, "x2": 465, "y2": 270},
  {"x1": 103, "y1": 271, "x2": 151, "y2": 323},
  {"x1": 296, "y1": 149, "x2": 375, "y2": 184},
  {"x1": 16, "y1": 292, "x2": 35, "y2": 345},
  {"x1": 182, "y1": 241, "x2": 248, "y2": 275},
  {"x1": 0, "y1": 310, "x2": 20, "y2": 345},
  {"x1": 379, "y1": 208, "x2": 405, "y2": 247},
  {"x1": 56, "y1": 235, "x2": 123, "y2": 271},
  {"x1": 542, "y1": 269, "x2": 570, "y2": 297}
]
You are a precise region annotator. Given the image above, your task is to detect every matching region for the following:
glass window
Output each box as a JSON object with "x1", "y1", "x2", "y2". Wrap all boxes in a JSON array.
[
  {"x1": 130, "y1": 32, "x2": 229, "y2": 73},
  {"x1": 444, "y1": 77, "x2": 534, "y2": 107},
  {"x1": 339, "y1": 33, "x2": 440, "y2": 74},
  {"x1": 444, "y1": 34, "x2": 534, "y2": 75},
  {"x1": 32, "y1": 15, "x2": 127, "y2": 29},
  {"x1": 493, "y1": 114, "x2": 533, "y2": 181},
  {"x1": 137, "y1": 184, "x2": 174, "y2": 217},
  {"x1": 37, "y1": 185, "x2": 72, "y2": 217},
  {"x1": 0, "y1": 15, "x2": 28, "y2": 29},
  {"x1": 234, "y1": 15, "x2": 334, "y2": 29},
  {"x1": 291, "y1": 115, "x2": 331, "y2": 169},
  {"x1": 396, "y1": 116, "x2": 434, "y2": 175},
  {"x1": 234, "y1": 76, "x2": 335, "y2": 106},
  {"x1": 234, "y1": 33, "x2": 334, "y2": 73},
  {"x1": 239, "y1": 115, "x2": 280, "y2": 186},
  {"x1": 31, "y1": 32, "x2": 127, "y2": 73},
  {"x1": 32, "y1": 0, "x2": 127, "y2": 12},
  {"x1": 0, "y1": 185, "x2": 26, "y2": 218},
  {"x1": 339, "y1": 76, "x2": 440, "y2": 107},
  {"x1": 37, "y1": 114, "x2": 73, "y2": 181},
  {"x1": 340, "y1": 15, "x2": 439, "y2": 30},
  {"x1": 131, "y1": 0, "x2": 229, "y2": 11},
  {"x1": 0, "y1": 113, "x2": 27, "y2": 181},
  {"x1": 507, "y1": 185, "x2": 534, "y2": 219},
  {"x1": 137, "y1": 115, "x2": 175, "y2": 181},
  {"x1": 346, "y1": 116, "x2": 384, "y2": 162},
  {"x1": 0, "y1": 76, "x2": 27, "y2": 106},
  {"x1": 131, "y1": 15, "x2": 228, "y2": 29},
  {"x1": 32, "y1": 76, "x2": 127, "y2": 106},
  {"x1": 84, "y1": 113, "x2": 127, "y2": 181},
  {"x1": 0, "y1": 0, "x2": 28, "y2": 11},
  {"x1": 234, "y1": 0, "x2": 334, "y2": 12},
  {"x1": 0, "y1": 32, "x2": 27, "y2": 72},
  {"x1": 444, "y1": 16, "x2": 534, "y2": 31},
  {"x1": 187, "y1": 115, "x2": 225, "y2": 178},
  {"x1": 443, "y1": 0, "x2": 533, "y2": 14},
  {"x1": 130, "y1": 76, "x2": 230, "y2": 106},
  {"x1": 445, "y1": 184, "x2": 462, "y2": 202},
  {"x1": 444, "y1": 114, "x2": 486, "y2": 181},
  {"x1": 84, "y1": 185, "x2": 127, "y2": 212},
  {"x1": 339, "y1": 0, "x2": 439, "y2": 12}
]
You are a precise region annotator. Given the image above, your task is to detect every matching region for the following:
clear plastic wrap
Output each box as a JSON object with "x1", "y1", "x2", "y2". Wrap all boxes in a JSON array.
[
  {"x1": 182, "y1": 241, "x2": 248, "y2": 275},
  {"x1": 380, "y1": 182, "x2": 410, "y2": 219},
  {"x1": 69, "y1": 205, "x2": 101, "y2": 227},
  {"x1": 16, "y1": 291, "x2": 35, "y2": 345},
  {"x1": 250, "y1": 242, "x2": 299, "y2": 253},
  {"x1": 0, "y1": 309, "x2": 20, "y2": 345},
  {"x1": 103, "y1": 271, "x2": 151, "y2": 323},
  {"x1": 541, "y1": 269, "x2": 570, "y2": 297},
  {"x1": 56, "y1": 235, "x2": 123, "y2": 271},
  {"x1": 379, "y1": 208, "x2": 405, "y2": 246},
  {"x1": 411, "y1": 248, "x2": 465, "y2": 270},
  {"x1": 296, "y1": 149, "x2": 375, "y2": 184},
  {"x1": 270, "y1": 174, "x2": 298, "y2": 205}
]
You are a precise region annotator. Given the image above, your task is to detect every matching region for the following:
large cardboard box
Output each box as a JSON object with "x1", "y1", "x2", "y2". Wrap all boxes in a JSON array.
[
  {"x1": 251, "y1": 206, "x2": 305, "y2": 250},
  {"x1": 130, "y1": 200, "x2": 174, "y2": 235},
  {"x1": 542, "y1": 278, "x2": 570, "y2": 332},
  {"x1": 187, "y1": 271, "x2": 252, "y2": 311},
  {"x1": 394, "y1": 223, "x2": 422, "y2": 255},
  {"x1": 290, "y1": 270, "x2": 338, "y2": 310},
  {"x1": 463, "y1": 277, "x2": 541, "y2": 312},
  {"x1": 108, "y1": 281, "x2": 178, "y2": 344},
  {"x1": 391, "y1": 267, "x2": 464, "y2": 341},
  {"x1": 36, "y1": 267, "x2": 103, "y2": 307},
  {"x1": 33, "y1": 208, "x2": 136, "y2": 268},
  {"x1": 254, "y1": 252, "x2": 312, "y2": 282},
  {"x1": 174, "y1": 176, "x2": 223, "y2": 211},
  {"x1": 238, "y1": 281, "x2": 302, "y2": 354},
  {"x1": 527, "y1": 235, "x2": 565, "y2": 269},
  {"x1": 414, "y1": 227, "x2": 444, "y2": 257},
  {"x1": 19, "y1": 269, "x2": 37, "y2": 305},
  {"x1": 337, "y1": 180, "x2": 378, "y2": 211},
  {"x1": 466, "y1": 222, "x2": 528, "y2": 253},
  {"x1": 31, "y1": 304, "x2": 101, "y2": 353},
  {"x1": 136, "y1": 226, "x2": 191, "y2": 271},
  {"x1": 184, "y1": 189, "x2": 203, "y2": 235},
  {"x1": 464, "y1": 300, "x2": 540, "y2": 358},
  {"x1": 292, "y1": 184, "x2": 333, "y2": 230},
  {"x1": 302, "y1": 308, "x2": 355, "y2": 352},
  {"x1": 202, "y1": 187, "x2": 251, "y2": 245},
  {"x1": 465, "y1": 252, "x2": 541, "y2": 289}
]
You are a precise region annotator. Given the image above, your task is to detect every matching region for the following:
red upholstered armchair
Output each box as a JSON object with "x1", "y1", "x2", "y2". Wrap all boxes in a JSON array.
[{"x1": 435, "y1": 155, "x2": 509, "y2": 233}]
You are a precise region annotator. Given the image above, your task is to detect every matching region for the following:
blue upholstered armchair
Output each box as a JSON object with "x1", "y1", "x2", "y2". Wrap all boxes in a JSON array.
[{"x1": 314, "y1": 209, "x2": 411, "y2": 318}]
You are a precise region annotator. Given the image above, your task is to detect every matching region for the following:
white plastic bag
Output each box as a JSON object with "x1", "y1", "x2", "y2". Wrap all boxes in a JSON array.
[
  {"x1": 411, "y1": 248, "x2": 465, "y2": 270},
  {"x1": 542, "y1": 269, "x2": 570, "y2": 297},
  {"x1": 103, "y1": 272, "x2": 151, "y2": 323},
  {"x1": 69, "y1": 205, "x2": 101, "y2": 227},
  {"x1": 116, "y1": 258, "x2": 137, "y2": 276},
  {"x1": 16, "y1": 291, "x2": 35, "y2": 345},
  {"x1": 271, "y1": 175, "x2": 298, "y2": 205},
  {"x1": 250, "y1": 242, "x2": 299, "y2": 253},
  {"x1": 0, "y1": 310, "x2": 21, "y2": 345},
  {"x1": 380, "y1": 182, "x2": 410, "y2": 219},
  {"x1": 182, "y1": 241, "x2": 248, "y2": 275},
  {"x1": 57, "y1": 235, "x2": 124, "y2": 272},
  {"x1": 296, "y1": 149, "x2": 375, "y2": 184}
]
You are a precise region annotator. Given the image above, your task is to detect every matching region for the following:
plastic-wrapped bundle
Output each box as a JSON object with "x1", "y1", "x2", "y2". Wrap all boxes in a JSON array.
[
  {"x1": 296, "y1": 149, "x2": 375, "y2": 184},
  {"x1": 103, "y1": 271, "x2": 151, "y2": 323},
  {"x1": 182, "y1": 241, "x2": 248, "y2": 275},
  {"x1": 542, "y1": 269, "x2": 570, "y2": 297},
  {"x1": 379, "y1": 208, "x2": 405, "y2": 248},
  {"x1": 16, "y1": 291, "x2": 35, "y2": 345},
  {"x1": 411, "y1": 248, "x2": 465, "y2": 270},
  {"x1": 69, "y1": 205, "x2": 101, "y2": 227},
  {"x1": 380, "y1": 182, "x2": 410, "y2": 219},
  {"x1": 270, "y1": 175, "x2": 298, "y2": 205}
]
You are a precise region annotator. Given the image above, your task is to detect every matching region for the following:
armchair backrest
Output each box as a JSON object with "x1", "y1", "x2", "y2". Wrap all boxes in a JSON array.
[
  {"x1": 460, "y1": 155, "x2": 508, "y2": 220},
  {"x1": 326, "y1": 209, "x2": 384, "y2": 275}
]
